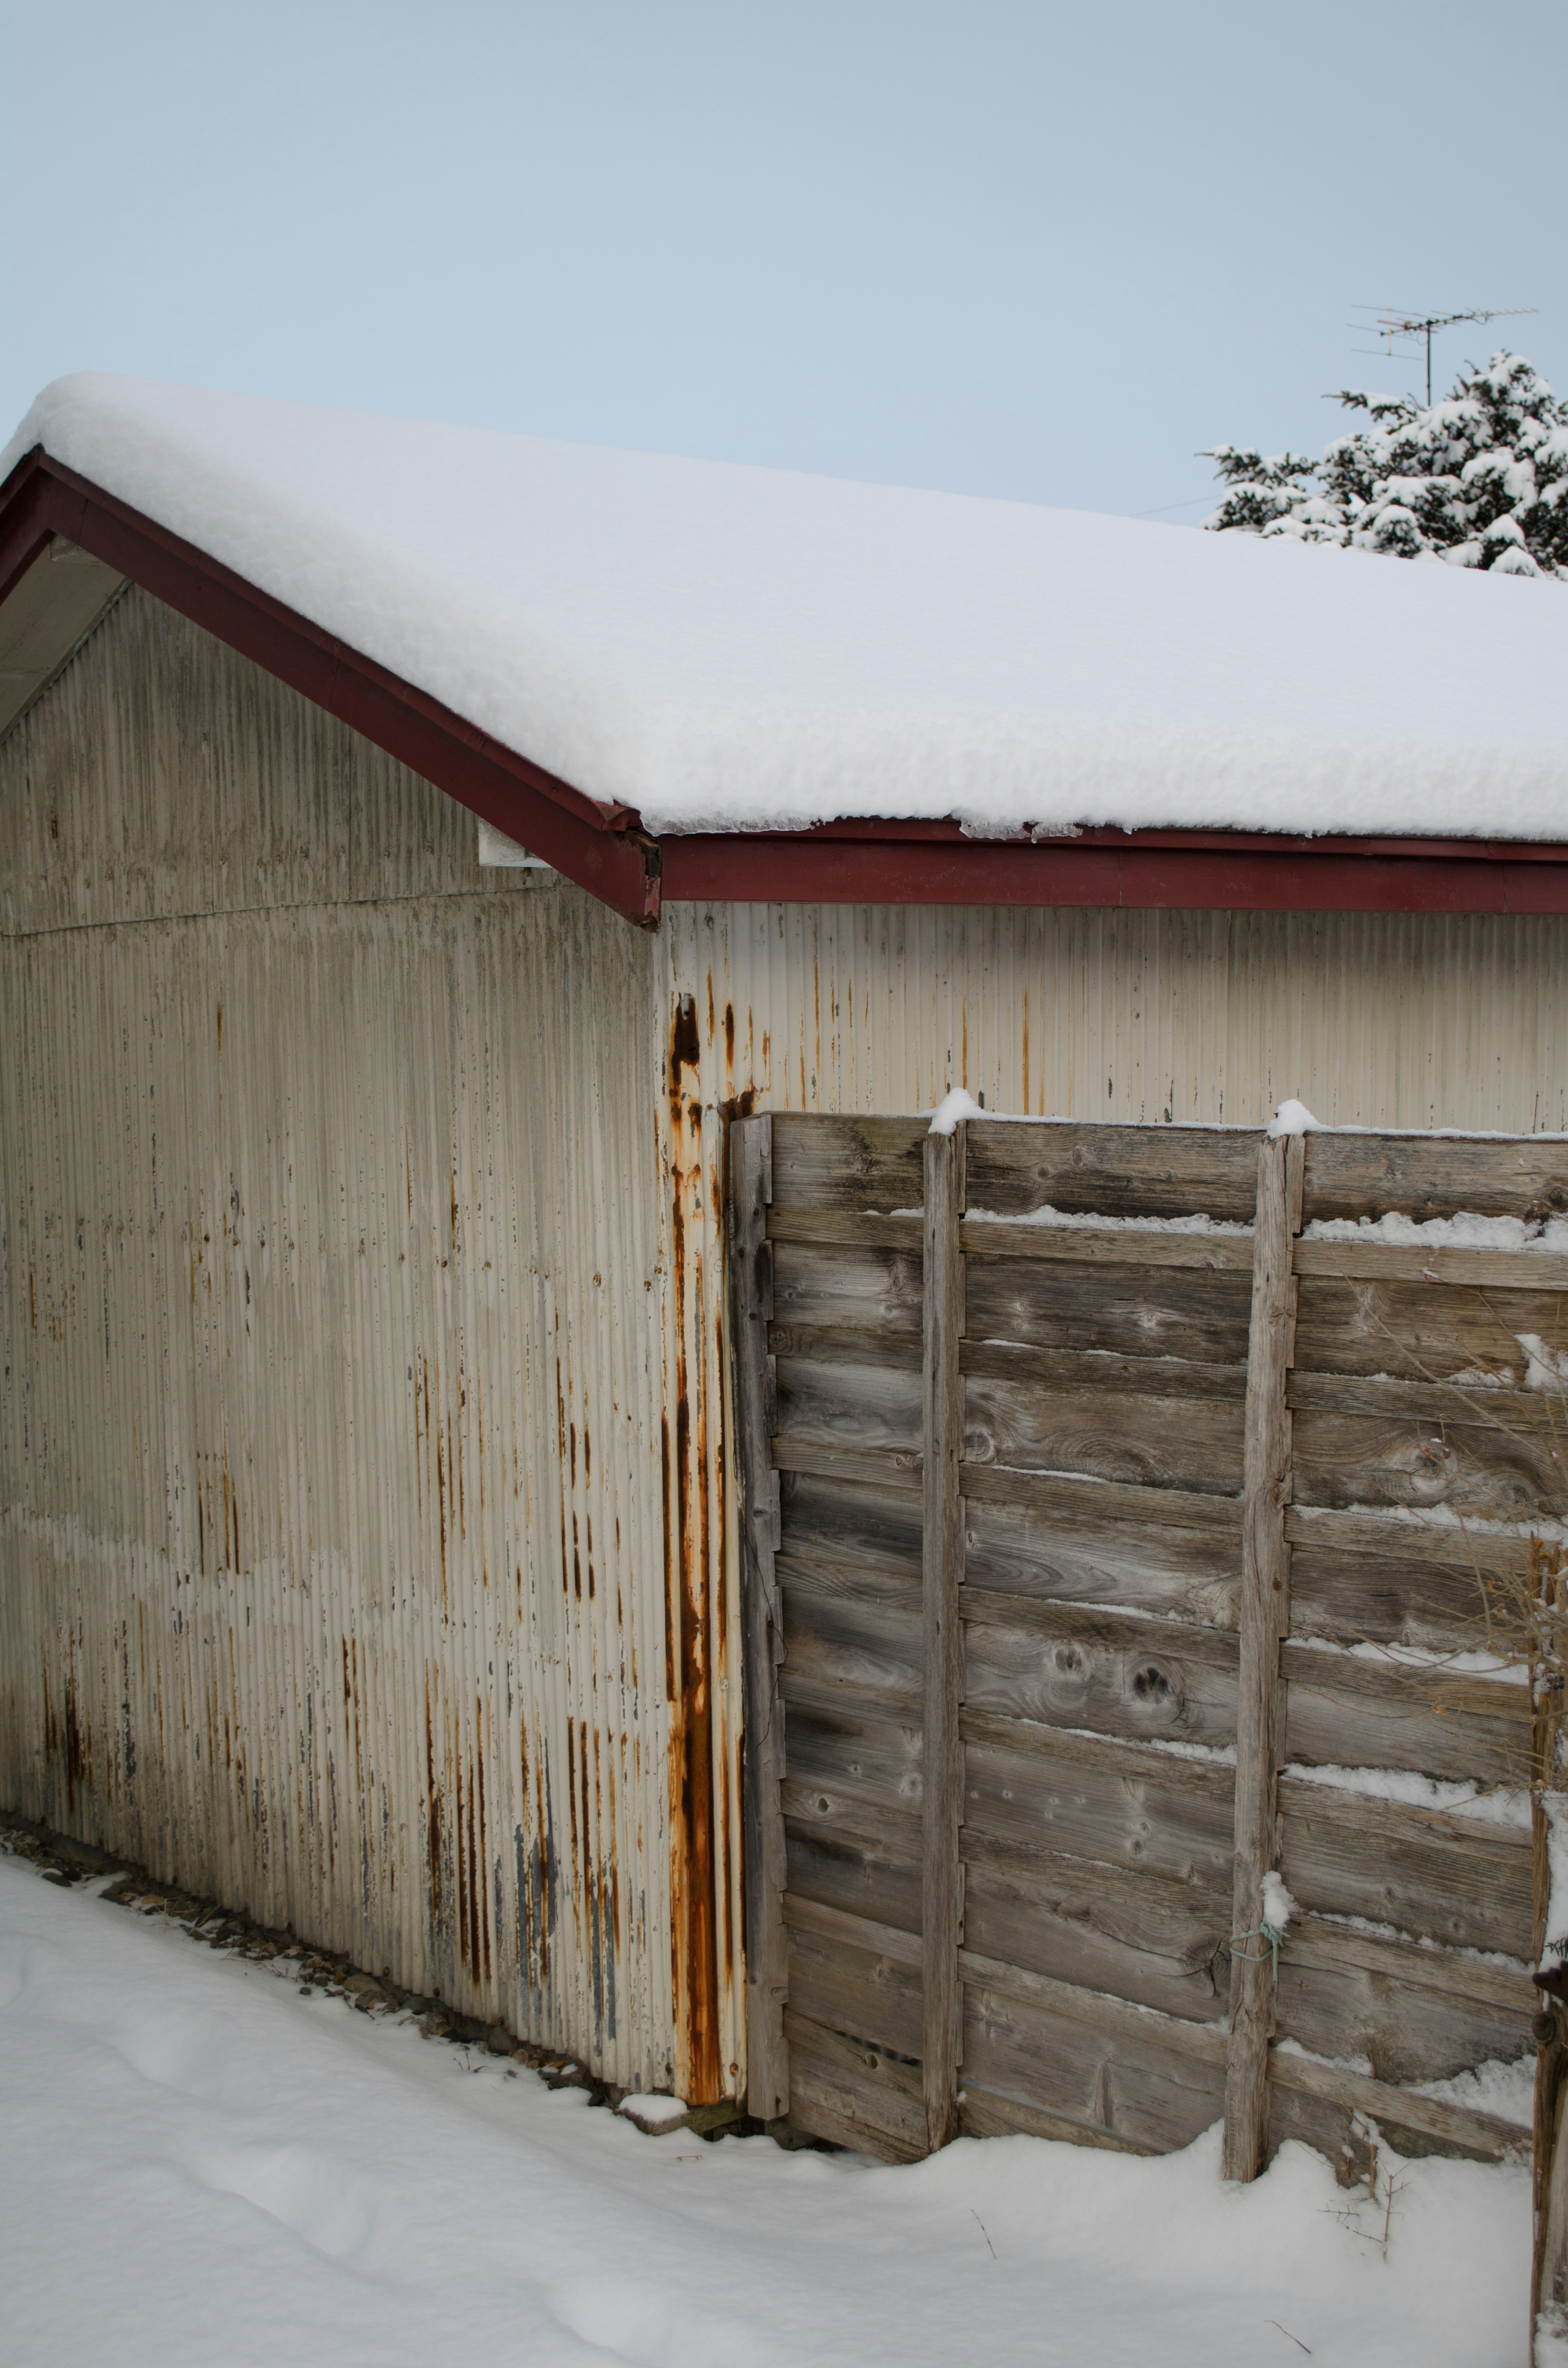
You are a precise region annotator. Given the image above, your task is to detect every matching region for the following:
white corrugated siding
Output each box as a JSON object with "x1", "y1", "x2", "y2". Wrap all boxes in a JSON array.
[
  {"x1": 0, "y1": 590, "x2": 697, "y2": 2093},
  {"x1": 664, "y1": 899, "x2": 1568, "y2": 1133}
]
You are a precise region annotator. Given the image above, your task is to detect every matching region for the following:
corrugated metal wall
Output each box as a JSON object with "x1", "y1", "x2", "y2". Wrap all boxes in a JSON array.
[
  {"x1": 0, "y1": 588, "x2": 703, "y2": 2095},
  {"x1": 664, "y1": 899, "x2": 1568, "y2": 1134}
]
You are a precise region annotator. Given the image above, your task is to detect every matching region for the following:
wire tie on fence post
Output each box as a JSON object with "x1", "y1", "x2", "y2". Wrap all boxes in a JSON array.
[{"x1": 1231, "y1": 1921, "x2": 1286, "y2": 1978}]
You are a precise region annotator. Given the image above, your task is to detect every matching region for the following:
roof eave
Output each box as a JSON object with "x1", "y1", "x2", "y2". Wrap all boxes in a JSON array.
[{"x1": 4, "y1": 447, "x2": 1566, "y2": 923}]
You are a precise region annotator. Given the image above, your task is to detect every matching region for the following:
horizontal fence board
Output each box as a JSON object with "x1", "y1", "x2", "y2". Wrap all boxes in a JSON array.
[
  {"x1": 779, "y1": 1469, "x2": 922, "y2": 1577},
  {"x1": 963, "y1": 1978, "x2": 1227, "y2": 2155},
  {"x1": 775, "y1": 1356, "x2": 923, "y2": 1461},
  {"x1": 962, "y1": 1718, "x2": 1236, "y2": 1891},
  {"x1": 784, "y1": 1817, "x2": 922, "y2": 1936},
  {"x1": 962, "y1": 1850, "x2": 1233, "y2": 2022},
  {"x1": 784, "y1": 2009, "x2": 926, "y2": 2161},
  {"x1": 960, "y1": 1219, "x2": 1255, "y2": 1271},
  {"x1": 777, "y1": 1683, "x2": 923, "y2": 1815},
  {"x1": 773, "y1": 1439, "x2": 921, "y2": 1491},
  {"x1": 1294, "y1": 1239, "x2": 1568, "y2": 1291},
  {"x1": 964, "y1": 1489, "x2": 1242, "y2": 1628},
  {"x1": 784, "y1": 1915, "x2": 924, "y2": 2060},
  {"x1": 1282, "y1": 1648, "x2": 1529, "y2": 1788},
  {"x1": 769, "y1": 1208, "x2": 924, "y2": 1253},
  {"x1": 1293, "y1": 1276, "x2": 1568, "y2": 1383},
  {"x1": 770, "y1": 1113, "x2": 927, "y2": 1216},
  {"x1": 1283, "y1": 1504, "x2": 1530, "y2": 1579},
  {"x1": 960, "y1": 1950, "x2": 1227, "y2": 2062},
  {"x1": 770, "y1": 1238, "x2": 923, "y2": 1331},
  {"x1": 958, "y1": 2083, "x2": 1156, "y2": 2153},
  {"x1": 963, "y1": 1373, "x2": 1245, "y2": 1496},
  {"x1": 962, "y1": 1594, "x2": 1238, "y2": 1750},
  {"x1": 963, "y1": 1340, "x2": 1248, "y2": 1402},
  {"x1": 1280, "y1": 1779, "x2": 1533, "y2": 1956},
  {"x1": 966, "y1": 1120, "x2": 1261, "y2": 1222},
  {"x1": 1287, "y1": 1369, "x2": 1564, "y2": 1428},
  {"x1": 965, "y1": 1254, "x2": 1254, "y2": 1366},
  {"x1": 960, "y1": 1465, "x2": 1245, "y2": 1535},
  {"x1": 771, "y1": 1322, "x2": 922, "y2": 1372},
  {"x1": 781, "y1": 1576, "x2": 922, "y2": 1713},
  {"x1": 1277, "y1": 1928, "x2": 1532, "y2": 2087},
  {"x1": 780, "y1": 1775, "x2": 923, "y2": 1860},
  {"x1": 1266, "y1": 2046, "x2": 1526, "y2": 2164},
  {"x1": 1291, "y1": 1406, "x2": 1566, "y2": 1523},
  {"x1": 1301, "y1": 1132, "x2": 1568, "y2": 1224}
]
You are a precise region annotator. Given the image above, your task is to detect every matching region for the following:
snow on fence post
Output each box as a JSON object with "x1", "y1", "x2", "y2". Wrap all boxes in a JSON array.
[
  {"x1": 1222, "y1": 1130, "x2": 1304, "y2": 2183},
  {"x1": 728, "y1": 1113, "x2": 790, "y2": 2125},
  {"x1": 922, "y1": 1122, "x2": 966, "y2": 2153}
]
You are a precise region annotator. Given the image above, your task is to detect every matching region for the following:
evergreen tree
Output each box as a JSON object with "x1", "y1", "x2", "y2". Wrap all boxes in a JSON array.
[{"x1": 1206, "y1": 353, "x2": 1568, "y2": 580}]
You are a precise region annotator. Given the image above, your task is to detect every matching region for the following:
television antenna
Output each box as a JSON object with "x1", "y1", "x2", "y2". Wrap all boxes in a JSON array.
[{"x1": 1347, "y1": 305, "x2": 1537, "y2": 405}]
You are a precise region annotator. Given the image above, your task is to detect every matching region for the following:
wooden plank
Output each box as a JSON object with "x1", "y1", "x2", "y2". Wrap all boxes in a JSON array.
[
  {"x1": 961, "y1": 1462, "x2": 1245, "y2": 1534},
  {"x1": 961, "y1": 1717, "x2": 1237, "y2": 1891},
  {"x1": 1277, "y1": 1919, "x2": 1532, "y2": 2085},
  {"x1": 962, "y1": 1848, "x2": 1234, "y2": 2023},
  {"x1": 965, "y1": 1251, "x2": 1254, "y2": 1366},
  {"x1": 958, "y1": 2083, "x2": 1156, "y2": 2154},
  {"x1": 1300, "y1": 1130, "x2": 1568, "y2": 1225},
  {"x1": 963, "y1": 1372, "x2": 1244, "y2": 1496},
  {"x1": 1280, "y1": 1778, "x2": 1534, "y2": 1956},
  {"x1": 959, "y1": 1218, "x2": 1256, "y2": 1270},
  {"x1": 769, "y1": 1113, "x2": 927, "y2": 1215},
  {"x1": 770, "y1": 1321, "x2": 923, "y2": 1371},
  {"x1": 965, "y1": 1117, "x2": 1261, "y2": 1221},
  {"x1": 768, "y1": 1207, "x2": 924, "y2": 1253},
  {"x1": 775, "y1": 1681, "x2": 923, "y2": 1818},
  {"x1": 1288, "y1": 1369, "x2": 1562, "y2": 1428},
  {"x1": 772, "y1": 1438, "x2": 921, "y2": 1491},
  {"x1": 774, "y1": 1354, "x2": 923, "y2": 1460},
  {"x1": 770, "y1": 1237, "x2": 922, "y2": 1332},
  {"x1": 784, "y1": 1816, "x2": 922, "y2": 1936},
  {"x1": 1224, "y1": 1130, "x2": 1302, "y2": 2183},
  {"x1": 1294, "y1": 1238, "x2": 1568, "y2": 1290},
  {"x1": 784, "y1": 1912, "x2": 924, "y2": 2060},
  {"x1": 962, "y1": 1338, "x2": 1247, "y2": 1401},
  {"x1": 922, "y1": 1121, "x2": 965, "y2": 2154},
  {"x1": 781, "y1": 1570, "x2": 922, "y2": 1712},
  {"x1": 1284, "y1": 1501, "x2": 1528, "y2": 1579},
  {"x1": 784, "y1": 2009, "x2": 926, "y2": 2161},
  {"x1": 781, "y1": 1889, "x2": 922, "y2": 1968},
  {"x1": 964, "y1": 1974, "x2": 1228, "y2": 2155},
  {"x1": 1266, "y1": 2046, "x2": 1527, "y2": 2163},
  {"x1": 1294, "y1": 1275, "x2": 1568, "y2": 1383},
  {"x1": 728, "y1": 1113, "x2": 790, "y2": 2123},
  {"x1": 964, "y1": 1485, "x2": 1242, "y2": 1629},
  {"x1": 1282, "y1": 1645, "x2": 1529, "y2": 1788},
  {"x1": 1292, "y1": 1405, "x2": 1566, "y2": 1524},
  {"x1": 778, "y1": 1468, "x2": 923, "y2": 1579},
  {"x1": 962, "y1": 1592, "x2": 1239, "y2": 1750},
  {"x1": 958, "y1": 1948, "x2": 1227, "y2": 2063}
]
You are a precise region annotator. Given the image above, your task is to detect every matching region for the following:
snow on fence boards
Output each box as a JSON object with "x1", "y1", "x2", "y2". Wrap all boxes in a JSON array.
[{"x1": 731, "y1": 1112, "x2": 1556, "y2": 2178}]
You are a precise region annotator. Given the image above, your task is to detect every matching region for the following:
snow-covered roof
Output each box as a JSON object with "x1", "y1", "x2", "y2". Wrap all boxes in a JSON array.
[{"x1": 4, "y1": 372, "x2": 1568, "y2": 843}]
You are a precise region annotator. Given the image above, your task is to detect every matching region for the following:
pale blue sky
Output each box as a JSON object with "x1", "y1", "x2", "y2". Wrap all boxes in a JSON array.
[{"x1": 6, "y1": 0, "x2": 1562, "y2": 522}]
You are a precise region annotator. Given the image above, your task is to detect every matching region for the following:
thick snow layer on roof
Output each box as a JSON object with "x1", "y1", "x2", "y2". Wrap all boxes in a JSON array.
[{"x1": 6, "y1": 372, "x2": 1568, "y2": 841}]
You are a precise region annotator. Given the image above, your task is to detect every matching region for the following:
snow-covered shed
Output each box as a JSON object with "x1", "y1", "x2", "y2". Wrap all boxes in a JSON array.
[{"x1": 0, "y1": 375, "x2": 1565, "y2": 2111}]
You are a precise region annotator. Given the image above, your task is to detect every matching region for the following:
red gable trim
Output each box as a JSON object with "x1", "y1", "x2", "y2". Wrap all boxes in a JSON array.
[
  {"x1": 4, "y1": 447, "x2": 1568, "y2": 923},
  {"x1": 0, "y1": 450, "x2": 662, "y2": 925}
]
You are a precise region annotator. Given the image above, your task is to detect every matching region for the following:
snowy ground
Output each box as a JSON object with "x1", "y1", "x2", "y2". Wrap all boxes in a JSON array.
[{"x1": 0, "y1": 1850, "x2": 1530, "y2": 2368}]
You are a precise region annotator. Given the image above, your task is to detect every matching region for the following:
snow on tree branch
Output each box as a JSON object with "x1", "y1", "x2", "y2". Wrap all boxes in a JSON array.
[{"x1": 1205, "y1": 352, "x2": 1568, "y2": 581}]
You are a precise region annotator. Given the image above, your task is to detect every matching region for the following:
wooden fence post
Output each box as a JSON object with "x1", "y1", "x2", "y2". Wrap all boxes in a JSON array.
[
  {"x1": 922, "y1": 1121, "x2": 966, "y2": 2153},
  {"x1": 1223, "y1": 1129, "x2": 1304, "y2": 2182},
  {"x1": 729, "y1": 1114, "x2": 790, "y2": 2124}
]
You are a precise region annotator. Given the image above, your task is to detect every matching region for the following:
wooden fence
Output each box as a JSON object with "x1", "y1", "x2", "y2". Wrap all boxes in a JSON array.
[{"x1": 729, "y1": 1112, "x2": 1568, "y2": 2184}]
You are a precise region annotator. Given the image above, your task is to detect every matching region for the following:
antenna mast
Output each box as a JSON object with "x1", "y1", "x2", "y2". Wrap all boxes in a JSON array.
[{"x1": 1349, "y1": 305, "x2": 1538, "y2": 404}]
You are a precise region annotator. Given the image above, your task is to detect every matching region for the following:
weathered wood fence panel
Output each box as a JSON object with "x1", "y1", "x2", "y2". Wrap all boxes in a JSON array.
[{"x1": 730, "y1": 1110, "x2": 1559, "y2": 2186}]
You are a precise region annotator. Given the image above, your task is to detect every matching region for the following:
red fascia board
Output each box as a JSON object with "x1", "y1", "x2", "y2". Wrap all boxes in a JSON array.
[
  {"x1": 0, "y1": 451, "x2": 661, "y2": 927},
  {"x1": 660, "y1": 829, "x2": 1568, "y2": 915},
  {"x1": 6, "y1": 446, "x2": 1568, "y2": 922}
]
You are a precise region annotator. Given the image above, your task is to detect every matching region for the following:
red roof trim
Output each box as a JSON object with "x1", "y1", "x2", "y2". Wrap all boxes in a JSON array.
[{"x1": 4, "y1": 446, "x2": 1567, "y2": 922}]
